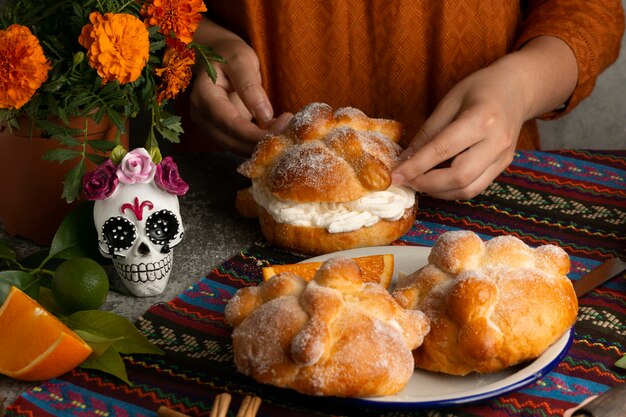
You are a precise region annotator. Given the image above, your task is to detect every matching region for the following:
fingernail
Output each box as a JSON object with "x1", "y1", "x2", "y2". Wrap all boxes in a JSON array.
[
  {"x1": 399, "y1": 148, "x2": 416, "y2": 161},
  {"x1": 269, "y1": 118, "x2": 290, "y2": 133},
  {"x1": 391, "y1": 173, "x2": 405, "y2": 186},
  {"x1": 254, "y1": 103, "x2": 272, "y2": 123}
]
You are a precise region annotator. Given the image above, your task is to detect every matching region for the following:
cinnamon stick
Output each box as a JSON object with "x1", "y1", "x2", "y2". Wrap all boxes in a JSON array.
[
  {"x1": 210, "y1": 393, "x2": 232, "y2": 417},
  {"x1": 157, "y1": 405, "x2": 191, "y2": 417},
  {"x1": 236, "y1": 395, "x2": 262, "y2": 417}
]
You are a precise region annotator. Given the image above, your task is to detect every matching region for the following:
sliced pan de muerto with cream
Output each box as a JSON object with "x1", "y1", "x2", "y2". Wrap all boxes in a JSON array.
[
  {"x1": 236, "y1": 102, "x2": 417, "y2": 256},
  {"x1": 392, "y1": 230, "x2": 578, "y2": 376},
  {"x1": 224, "y1": 257, "x2": 430, "y2": 397}
]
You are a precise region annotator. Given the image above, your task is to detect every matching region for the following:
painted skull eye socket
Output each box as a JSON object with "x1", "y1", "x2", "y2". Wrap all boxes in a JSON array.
[
  {"x1": 101, "y1": 216, "x2": 136, "y2": 252},
  {"x1": 146, "y1": 209, "x2": 180, "y2": 246}
]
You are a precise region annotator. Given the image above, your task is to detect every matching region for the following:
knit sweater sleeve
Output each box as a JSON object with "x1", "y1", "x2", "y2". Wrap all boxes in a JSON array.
[{"x1": 515, "y1": 0, "x2": 625, "y2": 119}]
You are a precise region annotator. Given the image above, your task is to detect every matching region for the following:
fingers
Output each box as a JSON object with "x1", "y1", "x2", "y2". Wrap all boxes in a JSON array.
[
  {"x1": 260, "y1": 112, "x2": 293, "y2": 133},
  {"x1": 392, "y1": 101, "x2": 517, "y2": 200},
  {"x1": 398, "y1": 99, "x2": 459, "y2": 160},
  {"x1": 190, "y1": 74, "x2": 293, "y2": 155},
  {"x1": 189, "y1": 37, "x2": 281, "y2": 155},
  {"x1": 393, "y1": 108, "x2": 486, "y2": 186},
  {"x1": 190, "y1": 71, "x2": 267, "y2": 155},
  {"x1": 406, "y1": 143, "x2": 513, "y2": 200},
  {"x1": 221, "y1": 48, "x2": 273, "y2": 124}
]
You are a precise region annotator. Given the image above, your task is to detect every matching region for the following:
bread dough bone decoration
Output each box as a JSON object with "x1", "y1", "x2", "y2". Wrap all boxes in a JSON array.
[
  {"x1": 236, "y1": 102, "x2": 418, "y2": 256},
  {"x1": 392, "y1": 230, "x2": 578, "y2": 376},
  {"x1": 225, "y1": 257, "x2": 430, "y2": 397}
]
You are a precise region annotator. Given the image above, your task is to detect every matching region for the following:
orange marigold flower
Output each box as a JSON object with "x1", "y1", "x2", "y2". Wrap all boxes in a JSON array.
[
  {"x1": 0, "y1": 24, "x2": 50, "y2": 110},
  {"x1": 154, "y1": 38, "x2": 195, "y2": 104},
  {"x1": 78, "y1": 12, "x2": 149, "y2": 85},
  {"x1": 142, "y1": 0, "x2": 207, "y2": 44}
]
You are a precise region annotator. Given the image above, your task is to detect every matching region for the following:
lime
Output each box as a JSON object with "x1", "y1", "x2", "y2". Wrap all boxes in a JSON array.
[{"x1": 51, "y1": 257, "x2": 109, "y2": 312}]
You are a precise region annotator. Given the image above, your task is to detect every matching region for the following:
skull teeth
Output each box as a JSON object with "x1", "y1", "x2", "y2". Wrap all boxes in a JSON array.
[{"x1": 114, "y1": 253, "x2": 173, "y2": 283}]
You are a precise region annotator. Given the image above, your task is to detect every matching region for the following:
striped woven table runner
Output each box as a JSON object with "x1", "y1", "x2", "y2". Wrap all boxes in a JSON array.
[{"x1": 7, "y1": 150, "x2": 625, "y2": 417}]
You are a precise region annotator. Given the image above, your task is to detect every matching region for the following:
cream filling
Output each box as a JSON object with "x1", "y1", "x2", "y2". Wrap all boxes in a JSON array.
[{"x1": 250, "y1": 181, "x2": 415, "y2": 233}]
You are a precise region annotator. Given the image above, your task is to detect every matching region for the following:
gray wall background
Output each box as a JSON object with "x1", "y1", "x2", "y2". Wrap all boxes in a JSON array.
[{"x1": 539, "y1": 1, "x2": 626, "y2": 150}]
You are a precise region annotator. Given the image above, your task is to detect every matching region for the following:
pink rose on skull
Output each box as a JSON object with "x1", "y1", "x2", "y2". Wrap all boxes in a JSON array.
[
  {"x1": 155, "y1": 157, "x2": 189, "y2": 196},
  {"x1": 117, "y1": 148, "x2": 156, "y2": 184},
  {"x1": 82, "y1": 159, "x2": 119, "y2": 200}
]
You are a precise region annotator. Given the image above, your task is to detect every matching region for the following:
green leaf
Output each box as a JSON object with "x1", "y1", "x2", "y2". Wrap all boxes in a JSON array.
[
  {"x1": 148, "y1": 147, "x2": 162, "y2": 164},
  {"x1": 0, "y1": 271, "x2": 40, "y2": 304},
  {"x1": 149, "y1": 38, "x2": 165, "y2": 53},
  {"x1": 617, "y1": 355, "x2": 626, "y2": 369},
  {"x1": 204, "y1": 61, "x2": 218, "y2": 85},
  {"x1": 79, "y1": 345, "x2": 130, "y2": 385},
  {"x1": 62, "y1": 160, "x2": 86, "y2": 203},
  {"x1": 67, "y1": 310, "x2": 164, "y2": 356},
  {"x1": 0, "y1": 241, "x2": 17, "y2": 262},
  {"x1": 42, "y1": 148, "x2": 82, "y2": 163},
  {"x1": 74, "y1": 329, "x2": 125, "y2": 357},
  {"x1": 51, "y1": 133, "x2": 82, "y2": 148},
  {"x1": 145, "y1": 125, "x2": 159, "y2": 150},
  {"x1": 86, "y1": 153, "x2": 109, "y2": 166},
  {"x1": 154, "y1": 111, "x2": 183, "y2": 144},
  {"x1": 19, "y1": 250, "x2": 51, "y2": 270},
  {"x1": 36, "y1": 287, "x2": 67, "y2": 317},
  {"x1": 57, "y1": 107, "x2": 70, "y2": 126},
  {"x1": 35, "y1": 119, "x2": 72, "y2": 136},
  {"x1": 87, "y1": 139, "x2": 117, "y2": 153},
  {"x1": 110, "y1": 145, "x2": 127, "y2": 164},
  {"x1": 147, "y1": 25, "x2": 161, "y2": 37},
  {"x1": 103, "y1": 109, "x2": 125, "y2": 135},
  {"x1": 193, "y1": 43, "x2": 226, "y2": 64},
  {"x1": 157, "y1": 124, "x2": 183, "y2": 143},
  {"x1": 192, "y1": 43, "x2": 226, "y2": 84},
  {"x1": 49, "y1": 201, "x2": 96, "y2": 258}
]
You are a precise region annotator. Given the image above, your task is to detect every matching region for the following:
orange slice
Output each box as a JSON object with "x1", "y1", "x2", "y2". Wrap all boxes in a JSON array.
[
  {"x1": 262, "y1": 254, "x2": 394, "y2": 288},
  {"x1": 0, "y1": 286, "x2": 93, "y2": 381}
]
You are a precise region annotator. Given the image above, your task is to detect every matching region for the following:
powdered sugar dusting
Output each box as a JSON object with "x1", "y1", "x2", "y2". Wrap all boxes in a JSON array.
[
  {"x1": 395, "y1": 230, "x2": 577, "y2": 375},
  {"x1": 227, "y1": 259, "x2": 430, "y2": 397},
  {"x1": 291, "y1": 319, "x2": 325, "y2": 366},
  {"x1": 267, "y1": 141, "x2": 346, "y2": 194},
  {"x1": 242, "y1": 102, "x2": 410, "y2": 207},
  {"x1": 334, "y1": 106, "x2": 366, "y2": 118},
  {"x1": 360, "y1": 131, "x2": 402, "y2": 166},
  {"x1": 434, "y1": 230, "x2": 476, "y2": 246},
  {"x1": 288, "y1": 102, "x2": 330, "y2": 137}
]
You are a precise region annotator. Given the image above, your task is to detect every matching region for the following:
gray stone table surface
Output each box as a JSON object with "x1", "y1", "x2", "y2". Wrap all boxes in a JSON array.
[{"x1": 0, "y1": 151, "x2": 262, "y2": 406}]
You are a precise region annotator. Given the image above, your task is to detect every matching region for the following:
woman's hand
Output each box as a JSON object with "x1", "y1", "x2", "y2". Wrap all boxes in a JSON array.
[
  {"x1": 391, "y1": 62, "x2": 525, "y2": 200},
  {"x1": 392, "y1": 36, "x2": 578, "y2": 200},
  {"x1": 190, "y1": 18, "x2": 292, "y2": 155}
]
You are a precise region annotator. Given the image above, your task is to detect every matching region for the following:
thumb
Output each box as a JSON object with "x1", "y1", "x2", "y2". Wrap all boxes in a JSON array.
[
  {"x1": 400, "y1": 97, "x2": 460, "y2": 159},
  {"x1": 392, "y1": 102, "x2": 459, "y2": 185}
]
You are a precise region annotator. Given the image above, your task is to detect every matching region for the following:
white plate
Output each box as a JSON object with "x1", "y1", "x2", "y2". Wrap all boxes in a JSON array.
[{"x1": 306, "y1": 246, "x2": 574, "y2": 409}]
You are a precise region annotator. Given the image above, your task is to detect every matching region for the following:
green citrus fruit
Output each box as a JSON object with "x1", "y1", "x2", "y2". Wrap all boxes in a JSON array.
[{"x1": 51, "y1": 257, "x2": 109, "y2": 312}]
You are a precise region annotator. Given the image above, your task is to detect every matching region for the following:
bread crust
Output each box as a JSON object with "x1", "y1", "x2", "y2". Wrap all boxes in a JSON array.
[
  {"x1": 256, "y1": 202, "x2": 417, "y2": 256},
  {"x1": 236, "y1": 102, "x2": 417, "y2": 255},
  {"x1": 225, "y1": 258, "x2": 430, "y2": 397},
  {"x1": 237, "y1": 103, "x2": 405, "y2": 204},
  {"x1": 392, "y1": 230, "x2": 578, "y2": 375}
]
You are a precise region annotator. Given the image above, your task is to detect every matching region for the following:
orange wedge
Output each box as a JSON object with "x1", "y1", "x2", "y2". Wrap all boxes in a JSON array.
[
  {"x1": 0, "y1": 286, "x2": 93, "y2": 381},
  {"x1": 262, "y1": 254, "x2": 394, "y2": 288}
]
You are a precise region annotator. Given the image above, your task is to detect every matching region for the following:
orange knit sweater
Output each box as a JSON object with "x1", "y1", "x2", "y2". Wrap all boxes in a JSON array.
[{"x1": 202, "y1": 1, "x2": 624, "y2": 150}]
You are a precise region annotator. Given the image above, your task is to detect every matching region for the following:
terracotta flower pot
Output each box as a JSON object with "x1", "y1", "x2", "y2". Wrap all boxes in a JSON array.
[{"x1": 0, "y1": 116, "x2": 129, "y2": 244}]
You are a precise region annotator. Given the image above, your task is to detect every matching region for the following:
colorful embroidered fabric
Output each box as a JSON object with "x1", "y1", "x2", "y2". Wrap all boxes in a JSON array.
[{"x1": 6, "y1": 150, "x2": 626, "y2": 417}]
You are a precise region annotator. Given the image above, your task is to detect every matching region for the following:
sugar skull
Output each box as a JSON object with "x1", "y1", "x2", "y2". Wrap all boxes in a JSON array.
[{"x1": 84, "y1": 148, "x2": 188, "y2": 297}]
